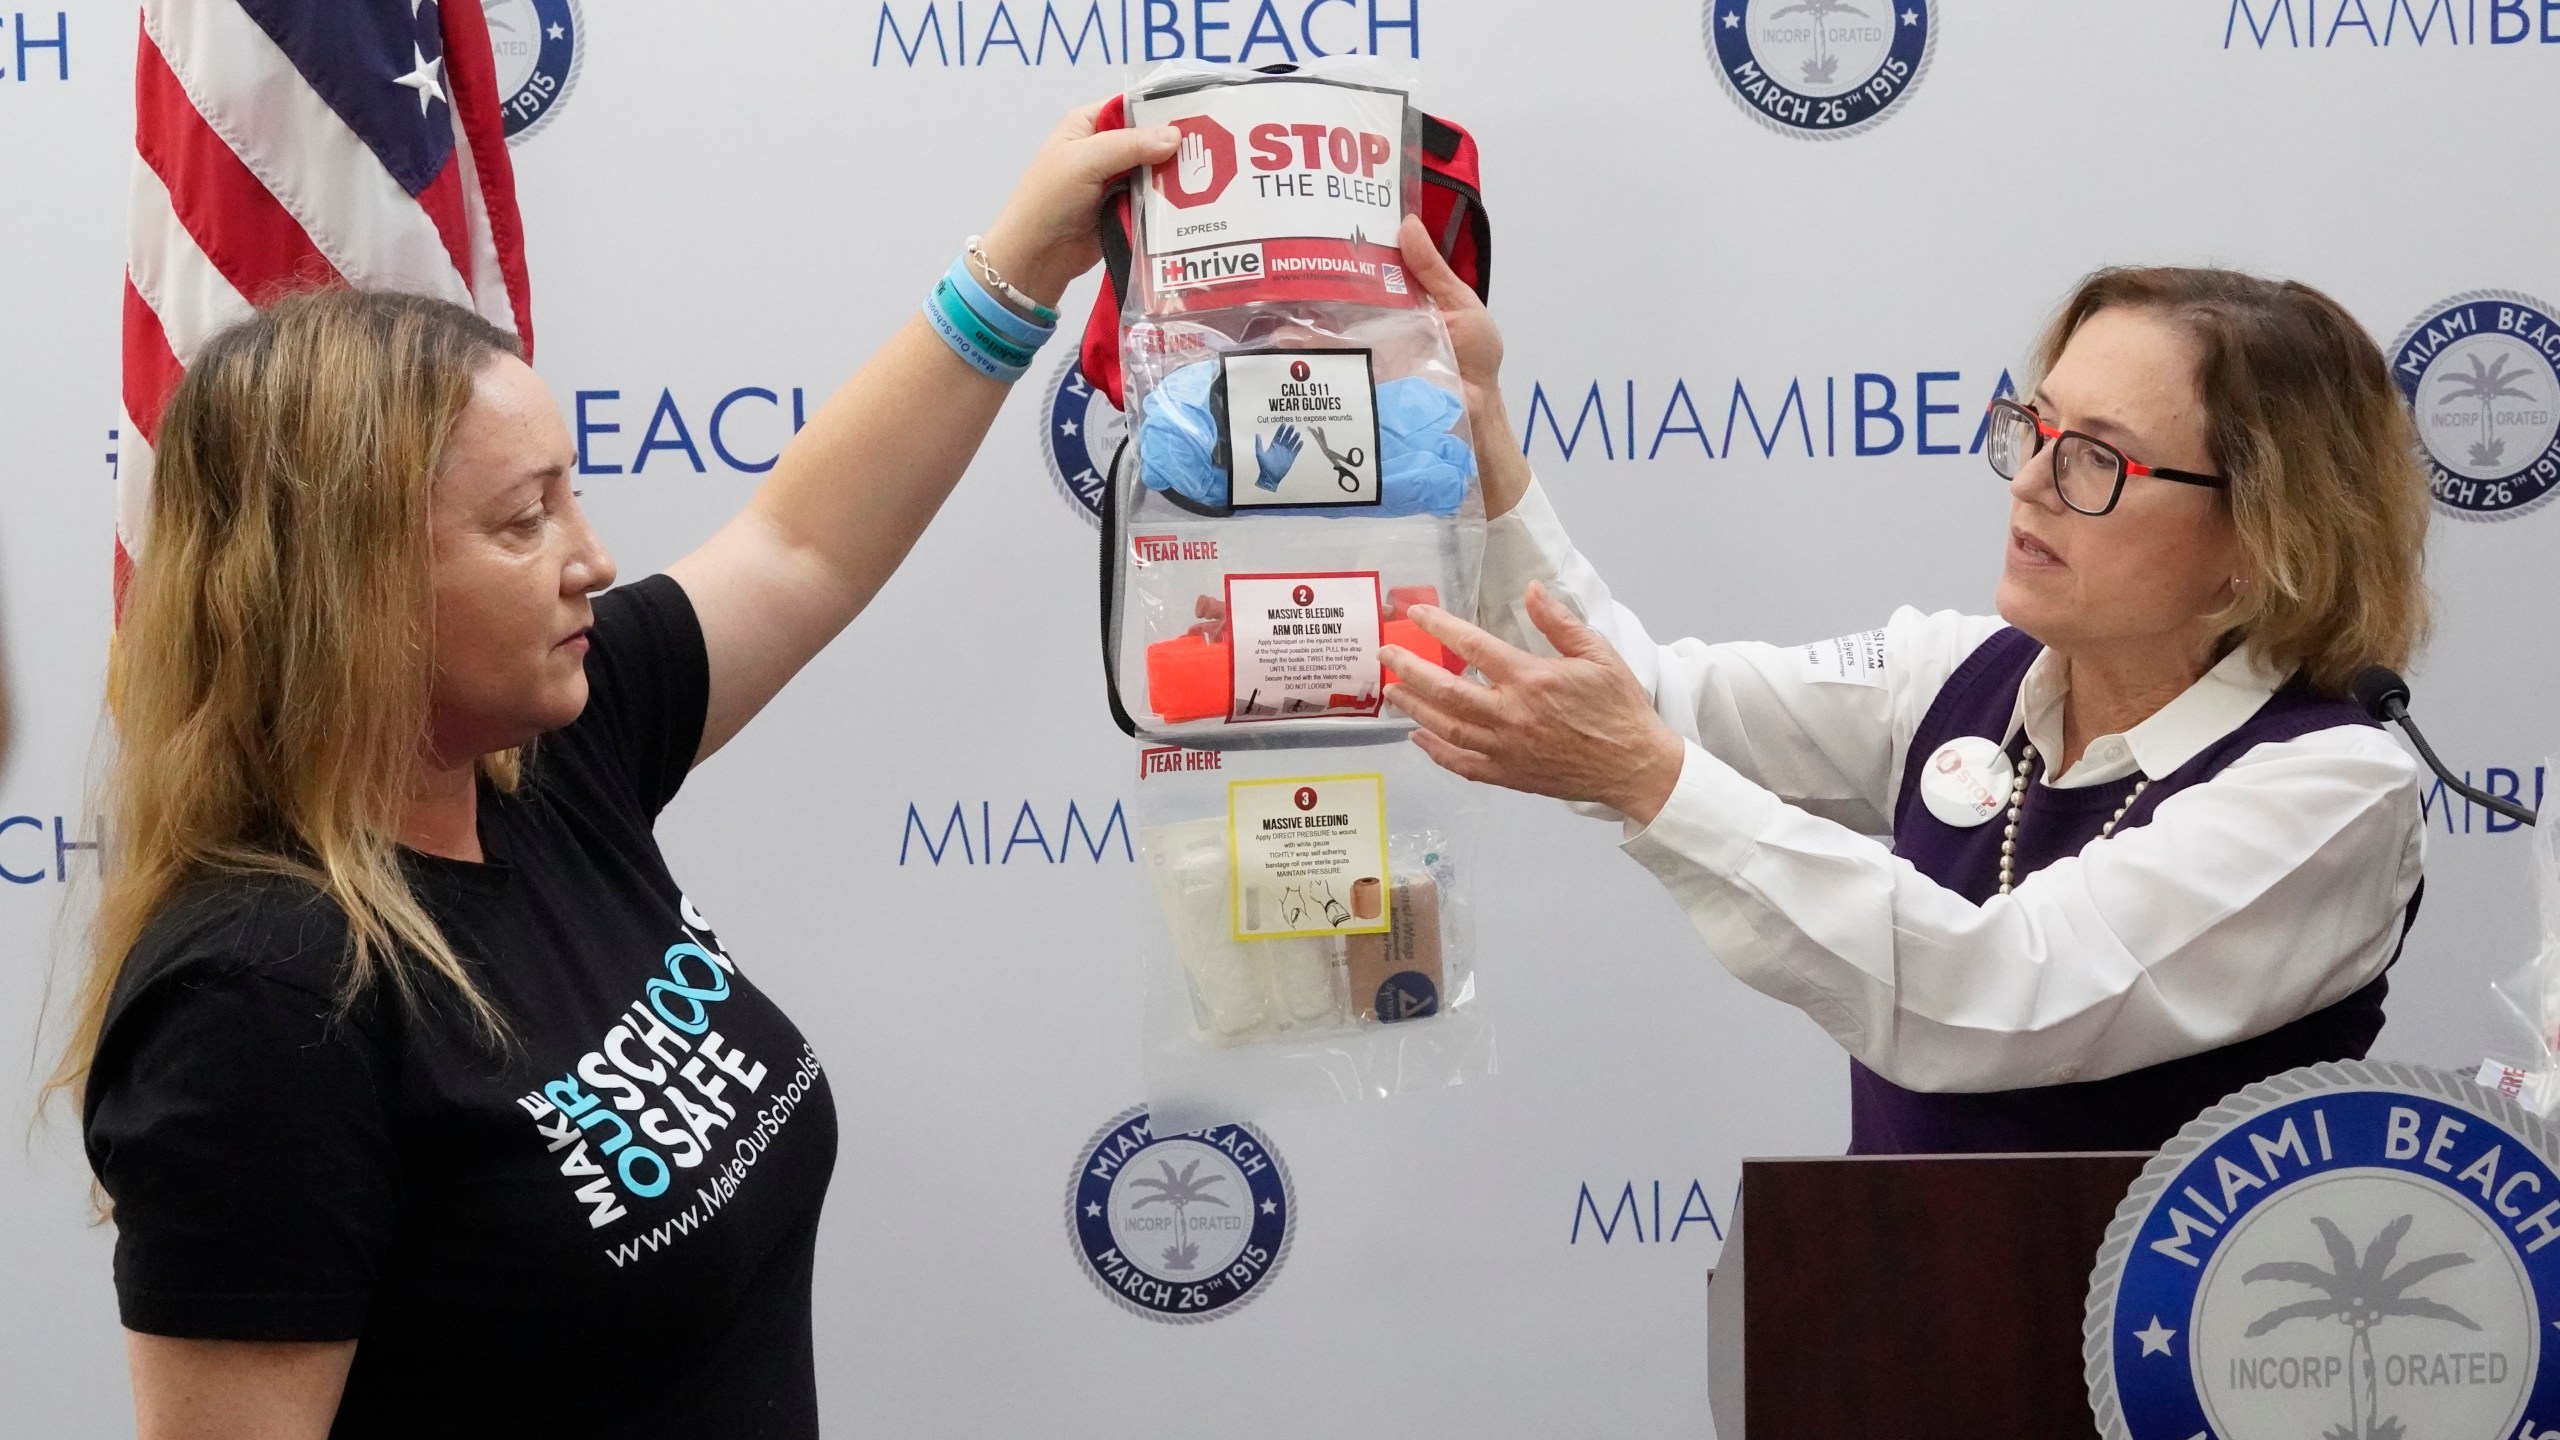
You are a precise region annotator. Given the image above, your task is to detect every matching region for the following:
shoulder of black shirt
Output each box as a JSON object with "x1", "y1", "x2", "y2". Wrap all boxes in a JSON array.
[{"x1": 107, "y1": 869, "x2": 357, "y2": 1030}]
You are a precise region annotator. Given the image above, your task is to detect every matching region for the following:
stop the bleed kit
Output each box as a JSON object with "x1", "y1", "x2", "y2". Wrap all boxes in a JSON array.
[{"x1": 1097, "y1": 55, "x2": 1488, "y2": 748}]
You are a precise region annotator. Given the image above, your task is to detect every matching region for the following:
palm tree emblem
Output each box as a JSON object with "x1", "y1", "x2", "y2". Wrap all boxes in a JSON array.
[
  {"x1": 1128, "y1": 1158, "x2": 1230, "y2": 1272},
  {"x1": 1766, "y1": 0, "x2": 1870, "y2": 84},
  {"x1": 2243, "y1": 1215, "x2": 2479, "y2": 1440},
  {"x1": 2434, "y1": 351, "x2": 2541, "y2": 470}
]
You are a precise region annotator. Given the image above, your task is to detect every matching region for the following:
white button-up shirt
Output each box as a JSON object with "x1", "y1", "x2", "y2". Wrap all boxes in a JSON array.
[{"x1": 1481, "y1": 480, "x2": 2427, "y2": 1094}]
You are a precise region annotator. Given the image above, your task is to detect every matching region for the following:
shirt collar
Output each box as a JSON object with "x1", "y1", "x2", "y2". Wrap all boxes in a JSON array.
[{"x1": 2011, "y1": 643, "x2": 2289, "y2": 789}]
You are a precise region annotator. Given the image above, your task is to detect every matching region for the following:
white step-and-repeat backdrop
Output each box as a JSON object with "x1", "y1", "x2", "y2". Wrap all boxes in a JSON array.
[{"x1": 5, "y1": 1, "x2": 2555, "y2": 1432}]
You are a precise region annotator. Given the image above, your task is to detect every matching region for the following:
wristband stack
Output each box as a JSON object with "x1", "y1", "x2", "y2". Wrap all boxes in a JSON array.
[{"x1": 923, "y1": 237, "x2": 1059, "y2": 383}]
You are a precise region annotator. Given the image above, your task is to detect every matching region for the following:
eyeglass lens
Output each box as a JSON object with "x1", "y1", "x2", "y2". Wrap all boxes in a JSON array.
[{"x1": 1986, "y1": 405, "x2": 2124, "y2": 515}]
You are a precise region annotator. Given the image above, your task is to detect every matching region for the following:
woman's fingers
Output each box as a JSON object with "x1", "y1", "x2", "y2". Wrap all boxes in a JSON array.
[
  {"x1": 1397, "y1": 214, "x2": 1477, "y2": 315},
  {"x1": 1402, "y1": 603, "x2": 1528, "y2": 682},
  {"x1": 1377, "y1": 644, "x2": 1507, "y2": 727},
  {"x1": 1523, "y1": 582, "x2": 1613, "y2": 664},
  {"x1": 1408, "y1": 725, "x2": 1501, "y2": 784},
  {"x1": 1384, "y1": 682, "x2": 1505, "y2": 759},
  {"x1": 1077, "y1": 122, "x2": 1182, "y2": 180}
]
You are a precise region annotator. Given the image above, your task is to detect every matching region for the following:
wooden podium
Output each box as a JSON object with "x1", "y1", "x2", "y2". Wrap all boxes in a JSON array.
[{"x1": 1707, "y1": 1151, "x2": 2150, "y2": 1438}]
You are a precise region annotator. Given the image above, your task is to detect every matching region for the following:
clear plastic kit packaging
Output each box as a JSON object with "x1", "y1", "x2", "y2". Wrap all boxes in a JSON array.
[
  {"x1": 2478, "y1": 761, "x2": 2560, "y2": 1113},
  {"x1": 1134, "y1": 740, "x2": 1492, "y2": 1132},
  {"x1": 1105, "y1": 56, "x2": 1484, "y2": 749}
]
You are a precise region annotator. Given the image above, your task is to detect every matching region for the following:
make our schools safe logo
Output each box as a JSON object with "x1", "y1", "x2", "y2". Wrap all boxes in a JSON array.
[
  {"x1": 1067, "y1": 1106, "x2": 1293, "y2": 1322},
  {"x1": 481, "y1": 0, "x2": 581, "y2": 143},
  {"x1": 1701, "y1": 0, "x2": 1933, "y2": 138},
  {"x1": 2088, "y1": 1061, "x2": 2560, "y2": 1440},
  {"x1": 2390, "y1": 291, "x2": 2560, "y2": 521}
]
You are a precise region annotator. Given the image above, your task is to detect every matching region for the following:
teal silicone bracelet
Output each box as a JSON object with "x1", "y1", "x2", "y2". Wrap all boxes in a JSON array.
[
  {"x1": 932, "y1": 278, "x2": 1039, "y2": 371},
  {"x1": 922, "y1": 290, "x2": 1027, "y2": 382}
]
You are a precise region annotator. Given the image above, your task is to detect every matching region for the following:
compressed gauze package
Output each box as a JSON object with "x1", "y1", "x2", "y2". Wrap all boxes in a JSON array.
[{"x1": 1131, "y1": 740, "x2": 1490, "y2": 1132}]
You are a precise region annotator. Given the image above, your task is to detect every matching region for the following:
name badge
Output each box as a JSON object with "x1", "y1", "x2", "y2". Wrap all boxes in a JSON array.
[{"x1": 1919, "y1": 736, "x2": 2016, "y2": 829}]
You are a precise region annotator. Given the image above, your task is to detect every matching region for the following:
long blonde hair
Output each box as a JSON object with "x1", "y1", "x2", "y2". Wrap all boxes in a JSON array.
[
  {"x1": 52, "y1": 290, "x2": 524, "y2": 1105},
  {"x1": 2036, "y1": 268, "x2": 2432, "y2": 695}
]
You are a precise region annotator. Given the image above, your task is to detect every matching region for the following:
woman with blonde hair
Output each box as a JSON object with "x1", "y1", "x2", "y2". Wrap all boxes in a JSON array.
[
  {"x1": 59, "y1": 110, "x2": 1181, "y2": 1437},
  {"x1": 1379, "y1": 258, "x2": 2432, "y2": 1154}
]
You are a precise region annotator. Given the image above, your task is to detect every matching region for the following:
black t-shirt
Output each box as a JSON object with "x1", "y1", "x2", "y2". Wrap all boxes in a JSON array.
[{"x1": 82, "y1": 575, "x2": 839, "y2": 1438}]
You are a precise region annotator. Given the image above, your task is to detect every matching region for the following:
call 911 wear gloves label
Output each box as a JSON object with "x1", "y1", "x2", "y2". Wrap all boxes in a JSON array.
[{"x1": 1221, "y1": 349, "x2": 1382, "y2": 508}]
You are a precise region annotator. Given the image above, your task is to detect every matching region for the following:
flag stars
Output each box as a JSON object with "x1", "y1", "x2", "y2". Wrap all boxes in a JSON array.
[
  {"x1": 394, "y1": 45, "x2": 447, "y2": 116},
  {"x1": 2134, "y1": 1316, "x2": 2177, "y2": 1357}
]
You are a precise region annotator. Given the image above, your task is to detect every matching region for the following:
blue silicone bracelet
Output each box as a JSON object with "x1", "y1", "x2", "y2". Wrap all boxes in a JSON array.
[{"x1": 946, "y1": 257, "x2": 1057, "y2": 351}]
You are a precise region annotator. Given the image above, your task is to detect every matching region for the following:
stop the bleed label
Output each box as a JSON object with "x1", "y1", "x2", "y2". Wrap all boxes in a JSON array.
[
  {"x1": 1221, "y1": 349, "x2": 1382, "y2": 508},
  {"x1": 1227, "y1": 774, "x2": 1390, "y2": 942},
  {"x1": 1225, "y1": 572, "x2": 1382, "y2": 722},
  {"x1": 1132, "y1": 77, "x2": 1412, "y2": 310}
]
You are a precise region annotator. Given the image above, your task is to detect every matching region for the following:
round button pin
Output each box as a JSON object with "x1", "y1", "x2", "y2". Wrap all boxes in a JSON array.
[{"x1": 1918, "y1": 735, "x2": 2016, "y2": 828}]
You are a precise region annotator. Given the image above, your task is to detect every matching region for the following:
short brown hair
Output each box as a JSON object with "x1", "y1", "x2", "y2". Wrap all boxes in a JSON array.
[{"x1": 2037, "y1": 267, "x2": 2430, "y2": 696}]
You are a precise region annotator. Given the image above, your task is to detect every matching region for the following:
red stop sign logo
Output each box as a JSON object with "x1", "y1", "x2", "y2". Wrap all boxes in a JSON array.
[
  {"x1": 1292, "y1": 584, "x2": 1315, "y2": 606},
  {"x1": 1294, "y1": 786, "x2": 1319, "y2": 811},
  {"x1": 1153, "y1": 115, "x2": 1238, "y2": 209}
]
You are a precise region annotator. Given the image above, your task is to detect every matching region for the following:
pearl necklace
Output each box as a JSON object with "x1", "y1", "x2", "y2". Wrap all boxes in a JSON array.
[{"x1": 1997, "y1": 743, "x2": 2151, "y2": 895}]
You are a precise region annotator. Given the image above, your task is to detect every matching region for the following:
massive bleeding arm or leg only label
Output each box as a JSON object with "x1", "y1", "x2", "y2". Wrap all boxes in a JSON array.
[
  {"x1": 1224, "y1": 572, "x2": 1382, "y2": 721},
  {"x1": 1227, "y1": 774, "x2": 1390, "y2": 943}
]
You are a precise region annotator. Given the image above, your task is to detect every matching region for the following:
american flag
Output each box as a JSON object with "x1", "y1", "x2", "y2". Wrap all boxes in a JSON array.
[{"x1": 118, "y1": 0, "x2": 533, "y2": 598}]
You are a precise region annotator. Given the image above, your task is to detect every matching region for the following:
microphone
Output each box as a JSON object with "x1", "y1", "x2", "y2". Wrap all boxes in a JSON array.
[{"x1": 2352, "y1": 665, "x2": 2538, "y2": 827}]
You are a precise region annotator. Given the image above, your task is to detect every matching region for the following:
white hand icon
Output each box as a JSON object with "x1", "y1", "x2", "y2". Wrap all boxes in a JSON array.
[{"x1": 1177, "y1": 129, "x2": 1212, "y2": 193}]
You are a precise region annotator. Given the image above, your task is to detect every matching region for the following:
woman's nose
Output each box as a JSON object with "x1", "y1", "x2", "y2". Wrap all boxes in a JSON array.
[
  {"x1": 2009, "y1": 445, "x2": 2062, "y2": 511},
  {"x1": 565, "y1": 514, "x2": 617, "y2": 595}
]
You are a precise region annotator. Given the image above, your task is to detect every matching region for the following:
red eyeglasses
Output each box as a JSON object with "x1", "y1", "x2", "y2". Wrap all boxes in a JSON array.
[{"x1": 1982, "y1": 399, "x2": 2226, "y2": 516}]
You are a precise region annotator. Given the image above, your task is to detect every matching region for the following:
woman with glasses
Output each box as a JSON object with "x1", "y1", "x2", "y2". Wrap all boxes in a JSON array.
[{"x1": 1377, "y1": 253, "x2": 2430, "y2": 1154}]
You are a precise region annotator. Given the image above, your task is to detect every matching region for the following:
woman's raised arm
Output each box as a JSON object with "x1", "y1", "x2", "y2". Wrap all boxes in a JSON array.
[{"x1": 667, "y1": 105, "x2": 1180, "y2": 764}]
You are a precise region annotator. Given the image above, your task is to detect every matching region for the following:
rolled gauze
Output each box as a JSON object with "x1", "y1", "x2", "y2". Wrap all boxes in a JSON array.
[{"x1": 1345, "y1": 870, "x2": 1442, "y2": 1023}]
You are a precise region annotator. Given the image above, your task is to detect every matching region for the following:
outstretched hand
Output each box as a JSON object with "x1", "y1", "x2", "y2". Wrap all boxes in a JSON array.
[
  {"x1": 976, "y1": 103, "x2": 1182, "y2": 310},
  {"x1": 1378, "y1": 583, "x2": 1687, "y2": 824}
]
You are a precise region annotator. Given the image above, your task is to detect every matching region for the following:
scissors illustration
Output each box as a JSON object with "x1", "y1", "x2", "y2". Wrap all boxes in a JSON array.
[{"x1": 1308, "y1": 426, "x2": 1366, "y2": 493}]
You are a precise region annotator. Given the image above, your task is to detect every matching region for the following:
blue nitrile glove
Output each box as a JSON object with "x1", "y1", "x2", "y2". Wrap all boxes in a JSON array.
[
  {"x1": 1321, "y1": 377, "x2": 1474, "y2": 517},
  {"x1": 1252, "y1": 424, "x2": 1304, "y2": 491},
  {"x1": 1136, "y1": 359, "x2": 1228, "y2": 508},
  {"x1": 1137, "y1": 362, "x2": 1476, "y2": 516}
]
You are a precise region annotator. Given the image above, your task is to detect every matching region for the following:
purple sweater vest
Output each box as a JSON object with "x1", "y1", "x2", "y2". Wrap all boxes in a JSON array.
[{"x1": 1848, "y1": 627, "x2": 2411, "y2": 1156}]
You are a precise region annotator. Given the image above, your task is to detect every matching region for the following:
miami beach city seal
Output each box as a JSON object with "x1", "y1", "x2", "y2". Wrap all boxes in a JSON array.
[
  {"x1": 2390, "y1": 291, "x2": 2560, "y2": 522},
  {"x1": 1067, "y1": 1106, "x2": 1293, "y2": 1323},
  {"x1": 2087, "y1": 1061, "x2": 2560, "y2": 1440},
  {"x1": 1039, "y1": 350, "x2": 1124, "y2": 526},
  {"x1": 1701, "y1": 0, "x2": 1933, "y2": 139},
  {"x1": 481, "y1": 0, "x2": 582, "y2": 144}
]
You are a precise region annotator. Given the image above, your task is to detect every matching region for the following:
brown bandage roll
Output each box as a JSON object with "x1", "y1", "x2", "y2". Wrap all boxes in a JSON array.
[
  {"x1": 1350, "y1": 876, "x2": 1382, "y2": 920},
  {"x1": 1345, "y1": 871, "x2": 1443, "y2": 1024}
]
